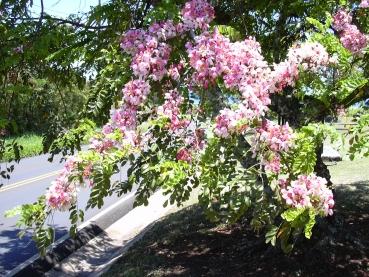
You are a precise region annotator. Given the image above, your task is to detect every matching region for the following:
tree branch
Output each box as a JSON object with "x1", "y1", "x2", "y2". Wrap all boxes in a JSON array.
[{"x1": 7, "y1": 16, "x2": 111, "y2": 30}]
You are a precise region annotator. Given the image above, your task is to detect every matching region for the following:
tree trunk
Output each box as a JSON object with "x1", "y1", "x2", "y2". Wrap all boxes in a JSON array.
[{"x1": 314, "y1": 143, "x2": 333, "y2": 188}]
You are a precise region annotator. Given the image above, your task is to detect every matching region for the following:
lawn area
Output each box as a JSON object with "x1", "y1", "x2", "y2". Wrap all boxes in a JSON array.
[
  {"x1": 2, "y1": 134, "x2": 43, "y2": 162},
  {"x1": 104, "y1": 158, "x2": 369, "y2": 276}
]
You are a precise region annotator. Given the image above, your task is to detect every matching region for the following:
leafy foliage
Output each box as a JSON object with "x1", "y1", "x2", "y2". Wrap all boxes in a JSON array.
[{"x1": 3, "y1": 0, "x2": 369, "y2": 257}]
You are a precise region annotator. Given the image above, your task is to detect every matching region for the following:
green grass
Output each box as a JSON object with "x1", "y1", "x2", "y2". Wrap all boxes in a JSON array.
[
  {"x1": 328, "y1": 156, "x2": 369, "y2": 185},
  {"x1": 2, "y1": 133, "x2": 43, "y2": 162}
]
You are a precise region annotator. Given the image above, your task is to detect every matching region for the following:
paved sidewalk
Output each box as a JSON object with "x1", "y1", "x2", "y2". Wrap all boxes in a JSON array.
[
  {"x1": 322, "y1": 144, "x2": 342, "y2": 161},
  {"x1": 45, "y1": 190, "x2": 195, "y2": 276}
]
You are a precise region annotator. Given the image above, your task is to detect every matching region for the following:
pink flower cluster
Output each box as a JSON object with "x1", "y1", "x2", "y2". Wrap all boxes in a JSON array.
[
  {"x1": 89, "y1": 0, "x2": 215, "y2": 158},
  {"x1": 176, "y1": 147, "x2": 192, "y2": 162},
  {"x1": 264, "y1": 155, "x2": 281, "y2": 173},
  {"x1": 187, "y1": 31, "x2": 272, "y2": 108},
  {"x1": 89, "y1": 137, "x2": 115, "y2": 153},
  {"x1": 110, "y1": 105, "x2": 138, "y2": 132},
  {"x1": 257, "y1": 120, "x2": 293, "y2": 152},
  {"x1": 131, "y1": 41, "x2": 171, "y2": 81},
  {"x1": 177, "y1": 128, "x2": 206, "y2": 162},
  {"x1": 89, "y1": 80, "x2": 149, "y2": 155},
  {"x1": 253, "y1": 120, "x2": 294, "y2": 173},
  {"x1": 271, "y1": 42, "x2": 331, "y2": 93},
  {"x1": 45, "y1": 157, "x2": 79, "y2": 211},
  {"x1": 271, "y1": 61, "x2": 299, "y2": 92},
  {"x1": 332, "y1": 9, "x2": 352, "y2": 32},
  {"x1": 332, "y1": 9, "x2": 368, "y2": 54},
  {"x1": 186, "y1": 30, "x2": 229, "y2": 88},
  {"x1": 120, "y1": 29, "x2": 147, "y2": 56},
  {"x1": 281, "y1": 174, "x2": 334, "y2": 216},
  {"x1": 120, "y1": 1, "x2": 216, "y2": 82},
  {"x1": 89, "y1": 104, "x2": 139, "y2": 154},
  {"x1": 149, "y1": 20, "x2": 177, "y2": 41},
  {"x1": 121, "y1": 28, "x2": 171, "y2": 81},
  {"x1": 188, "y1": 31, "x2": 276, "y2": 135},
  {"x1": 157, "y1": 89, "x2": 189, "y2": 131},
  {"x1": 214, "y1": 108, "x2": 248, "y2": 138},
  {"x1": 360, "y1": 0, "x2": 369, "y2": 8},
  {"x1": 167, "y1": 61, "x2": 185, "y2": 81},
  {"x1": 123, "y1": 80, "x2": 151, "y2": 106},
  {"x1": 287, "y1": 42, "x2": 331, "y2": 72},
  {"x1": 181, "y1": 0, "x2": 215, "y2": 31},
  {"x1": 46, "y1": 180, "x2": 77, "y2": 211},
  {"x1": 189, "y1": 31, "x2": 332, "y2": 138}
]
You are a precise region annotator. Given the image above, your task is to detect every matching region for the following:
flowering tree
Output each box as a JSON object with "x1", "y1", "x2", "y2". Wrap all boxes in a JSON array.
[{"x1": 9, "y1": 0, "x2": 369, "y2": 254}]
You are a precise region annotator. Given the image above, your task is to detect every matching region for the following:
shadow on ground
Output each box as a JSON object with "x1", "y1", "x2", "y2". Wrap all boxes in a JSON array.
[
  {"x1": 105, "y1": 181, "x2": 369, "y2": 277},
  {"x1": 0, "y1": 226, "x2": 68, "y2": 275}
]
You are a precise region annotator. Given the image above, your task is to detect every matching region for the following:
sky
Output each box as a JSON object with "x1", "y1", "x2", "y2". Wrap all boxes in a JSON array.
[{"x1": 30, "y1": 0, "x2": 108, "y2": 18}]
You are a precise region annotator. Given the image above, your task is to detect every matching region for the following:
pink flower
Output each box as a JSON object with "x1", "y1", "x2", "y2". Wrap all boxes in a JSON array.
[
  {"x1": 131, "y1": 42, "x2": 171, "y2": 80},
  {"x1": 281, "y1": 174, "x2": 334, "y2": 216},
  {"x1": 123, "y1": 130, "x2": 139, "y2": 147},
  {"x1": 287, "y1": 42, "x2": 331, "y2": 72},
  {"x1": 340, "y1": 25, "x2": 368, "y2": 54},
  {"x1": 63, "y1": 156, "x2": 80, "y2": 174},
  {"x1": 187, "y1": 30, "x2": 229, "y2": 88},
  {"x1": 157, "y1": 89, "x2": 189, "y2": 132},
  {"x1": 168, "y1": 62, "x2": 184, "y2": 81},
  {"x1": 278, "y1": 178, "x2": 288, "y2": 190},
  {"x1": 111, "y1": 105, "x2": 137, "y2": 131},
  {"x1": 89, "y1": 138, "x2": 115, "y2": 153},
  {"x1": 255, "y1": 120, "x2": 294, "y2": 152},
  {"x1": 123, "y1": 79, "x2": 151, "y2": 106},
  {"x1": 263, "y1": 154, "x2": 281, "y2": 173},
  {"x1": 214, "y1": 108, "x2": 250, "y2": 138},
  {"x1": 360, "y1": 0, "x2": 369, "y2": 8},
  {"x1": 120, "y1": 29, "x2": 147, "y2": 55},
  {"x1": 281, "y1": 181, "x2": 310, "y2": 208},
  {"x1": 332, "y1": 9, "x2": 352, "y2": 32},
  {"x1": 46, "y1": 180, "x2": 77, "y2": 211},
  {"x1": 149, "y1": 20, "x2": 177, "y2": 41},
  {"x1": 102, "y1": 124, "x2": 114, "y2": 135},
  {"x1": 332, "y1": 10, "x2": 368, "y2": 54},
  {"x1": 181, "y1": 0, "x2": 215, "y2": 31},
  {"x1": 176, "y1": 148, "x2": 192, "y2": 162},
  {"x1": 83, "y1": 164, "x2": 94, "y2": 187},
  {"x1": 271, "y1": 61, "x2": 298, "y2": 93}
]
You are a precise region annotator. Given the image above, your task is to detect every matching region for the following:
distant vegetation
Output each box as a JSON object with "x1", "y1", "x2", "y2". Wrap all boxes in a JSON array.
[{"x1": 1, "y1": 133, "x2": 43, "y2": 162}]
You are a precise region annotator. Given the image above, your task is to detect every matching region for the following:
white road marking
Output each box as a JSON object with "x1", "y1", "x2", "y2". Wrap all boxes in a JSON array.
[{"x1": 0, "y1": 170, "x2": 62, "y2": 192}]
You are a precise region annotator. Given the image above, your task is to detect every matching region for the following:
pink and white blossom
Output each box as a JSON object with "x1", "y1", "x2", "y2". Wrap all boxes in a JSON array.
[
  {"x1": 181, "y1": 0, "x2": 215, "y2": 31},
  {"x1": 360, "y1": 0, "x2": 369, "y2": 8},
  {"x1": 332, "y1": 9, "x2": 368, "y2": 53},
  {"x1": 281, "y1": 174, "x2": 334, "y2": 216},
  {"x1": 122, "y1": 79, "x2": 151, "y2": 106}
]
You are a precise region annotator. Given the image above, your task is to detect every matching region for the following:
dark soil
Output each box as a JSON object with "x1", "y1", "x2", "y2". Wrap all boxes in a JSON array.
[{"x1": 105, "y1": 181, "x2": 369, "y2": 277}]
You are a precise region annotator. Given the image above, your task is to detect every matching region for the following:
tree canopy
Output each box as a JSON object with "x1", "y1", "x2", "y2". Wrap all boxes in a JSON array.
[{"x1": 2, "y1": 0, "x2": 369, "y2": 255}]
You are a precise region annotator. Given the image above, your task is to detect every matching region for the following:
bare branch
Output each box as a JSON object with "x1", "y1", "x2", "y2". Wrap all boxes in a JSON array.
[{"x1": 7, "y1": 16, "x2": 111, "y2": 30}]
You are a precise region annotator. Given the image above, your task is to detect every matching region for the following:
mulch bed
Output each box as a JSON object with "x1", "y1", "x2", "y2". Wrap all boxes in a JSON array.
[{"x1": 105, "y1": 181, "x2": 369, "y2": 277}]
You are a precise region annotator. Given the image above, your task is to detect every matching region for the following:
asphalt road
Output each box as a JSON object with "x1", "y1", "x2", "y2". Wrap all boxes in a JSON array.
[{"x1": 0, "y1": 152, "x2": 132, "y2": 275}]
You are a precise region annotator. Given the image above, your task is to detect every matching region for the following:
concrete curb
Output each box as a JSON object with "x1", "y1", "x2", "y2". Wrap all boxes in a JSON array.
[
  {"x1": 44, "y1": 189, "x2": 197, "y2": 276},
  {"x1": 7, "y1": 191, "x2": 137, "y2": 277}
]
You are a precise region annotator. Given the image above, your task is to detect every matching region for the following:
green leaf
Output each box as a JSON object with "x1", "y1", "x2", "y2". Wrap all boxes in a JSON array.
[
  {"x1": 281, "y1": 208, "x2": 306, "y2": 222},
  {"x1": 4, "y1": 205, "x2": 22, "y2": 218},
  {"x1": 304, "y1": 210, "x2": 316, "y2": 239},
  {"x1": 306, "y1": 17, "x2": 326, "y2": 32},
  {"x1": 265, "y1": 225, "x2": 278, "y2": 246},
  {"x1": 215, "y1": 25, "x2": 242, "y2": 41}
]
